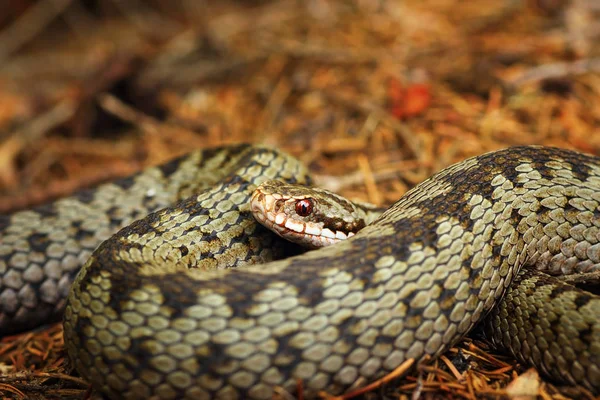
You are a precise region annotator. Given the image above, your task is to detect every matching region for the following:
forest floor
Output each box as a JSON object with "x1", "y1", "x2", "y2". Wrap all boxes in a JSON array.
[{"x1": 0, "y1": 1, "x2": 599, "y2": 399}]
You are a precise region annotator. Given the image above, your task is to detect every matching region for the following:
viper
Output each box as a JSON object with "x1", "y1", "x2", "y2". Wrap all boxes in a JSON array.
[{"x1": 0, "y1": 144, "x2": 598, "y2": 398}]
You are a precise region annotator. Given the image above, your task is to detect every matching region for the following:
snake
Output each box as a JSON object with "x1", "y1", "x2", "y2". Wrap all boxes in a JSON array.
[{"x1": 1, "y1": 143, "x2": 599, "y2": 399}]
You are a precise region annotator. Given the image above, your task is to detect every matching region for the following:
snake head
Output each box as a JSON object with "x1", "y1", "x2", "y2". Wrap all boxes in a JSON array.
[{"x1": 250, "y1": 180, "x2": 369, "y2": 249}]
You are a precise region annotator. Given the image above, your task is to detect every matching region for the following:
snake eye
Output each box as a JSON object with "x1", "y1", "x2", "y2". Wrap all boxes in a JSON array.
[{"x1": 295, "y1": 199, "x2": 314, "y2": 217}]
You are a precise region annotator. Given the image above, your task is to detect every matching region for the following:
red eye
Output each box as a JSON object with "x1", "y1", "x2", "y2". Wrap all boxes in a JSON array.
[{"x1": 295, "y1": 199, "x2": 313, "y2": 217}]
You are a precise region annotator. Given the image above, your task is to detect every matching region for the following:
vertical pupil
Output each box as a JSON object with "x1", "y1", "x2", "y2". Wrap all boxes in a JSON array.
[{"x1": 296, "y1": 199, "x2": 313, "y2": 216}]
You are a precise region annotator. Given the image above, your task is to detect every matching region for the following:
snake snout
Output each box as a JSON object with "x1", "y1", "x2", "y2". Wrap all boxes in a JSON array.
[{"x1": 250, "y1": 192, "x2": 266, "y2": 221}]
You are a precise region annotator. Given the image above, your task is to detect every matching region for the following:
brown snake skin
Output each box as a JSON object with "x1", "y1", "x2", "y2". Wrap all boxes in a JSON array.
[{"x1": 1, "y1": 144, "x2": 599, "y2": 398}]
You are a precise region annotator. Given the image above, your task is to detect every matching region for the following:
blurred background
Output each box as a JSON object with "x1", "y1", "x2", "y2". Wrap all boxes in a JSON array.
[{"x1": 0, "y1": 0, "x2": 599, "y2": 398}]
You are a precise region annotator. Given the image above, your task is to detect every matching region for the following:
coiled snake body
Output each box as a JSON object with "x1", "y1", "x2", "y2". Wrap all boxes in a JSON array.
[{"x1": 1, "y1": 144, "x2": 599, "y2": 398}]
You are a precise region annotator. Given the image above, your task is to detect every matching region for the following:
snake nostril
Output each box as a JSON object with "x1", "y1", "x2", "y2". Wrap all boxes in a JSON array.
[{"x1": 275, "y1": 199, "x2": 285, "y2": 212}]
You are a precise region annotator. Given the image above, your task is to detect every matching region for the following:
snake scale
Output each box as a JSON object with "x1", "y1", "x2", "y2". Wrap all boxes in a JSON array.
[{"x1": 1, "y1": 144, "x2": 599, "y2": 398}]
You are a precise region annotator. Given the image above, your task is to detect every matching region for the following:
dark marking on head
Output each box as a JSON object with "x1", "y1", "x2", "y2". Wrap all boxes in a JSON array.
[
  {"x1": 573, "y1": 293, "x2": 592, "y2": 309},
  {"x1": 548, "y1": 283, "x2": 571, "y2": 299}
]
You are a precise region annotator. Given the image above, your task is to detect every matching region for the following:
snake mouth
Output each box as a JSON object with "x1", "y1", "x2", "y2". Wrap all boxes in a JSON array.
[{"x1": 250, "y1": 190, "x2": 354, "y2": 248}]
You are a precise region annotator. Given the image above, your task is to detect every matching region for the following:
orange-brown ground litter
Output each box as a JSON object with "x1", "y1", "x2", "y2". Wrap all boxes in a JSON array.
[{"x1": 0, "y1": 1, "x2": 599, "y2": 399}]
